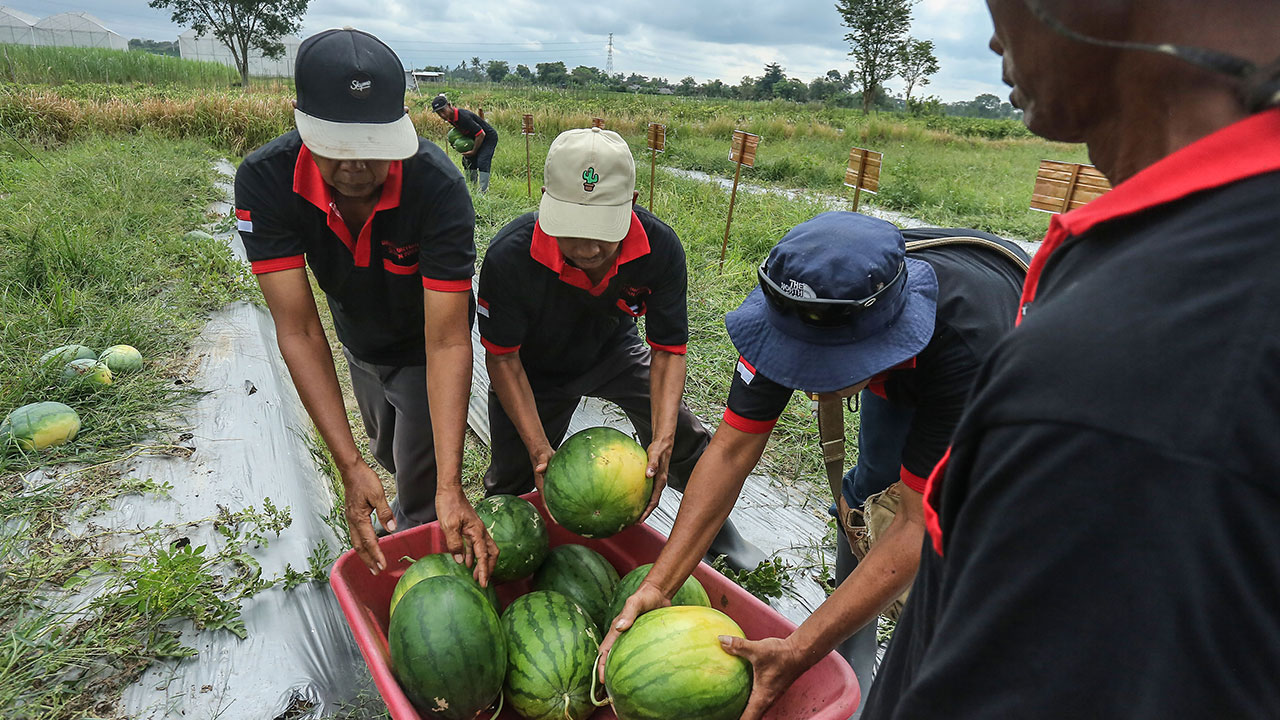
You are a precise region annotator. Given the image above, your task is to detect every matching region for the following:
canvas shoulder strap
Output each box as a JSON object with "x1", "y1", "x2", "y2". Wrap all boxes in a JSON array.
[
  {"x1": 817, "y1": 396, "x2": 846, "y2": 505},
  {"x1": 904, "y1": 235, "x2": 1030, "y2": 273}
]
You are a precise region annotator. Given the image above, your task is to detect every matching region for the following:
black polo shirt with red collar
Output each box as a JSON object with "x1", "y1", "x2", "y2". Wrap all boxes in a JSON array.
[
  {"x1": 477, "y1": 207, "x2": 688, "y2": 386},
  {"x1": 234, "y1": 130, "x2": 475, "y2": 366},
  {"x1": 721, "y1": 228, "x2": 1025, "y2": 492},
  {"x1": 866, "y1": 109, "x2": 1280, "y2": 719},
  {"x1": 447, "y1": 108, "x2": 494, "y2": 140}
]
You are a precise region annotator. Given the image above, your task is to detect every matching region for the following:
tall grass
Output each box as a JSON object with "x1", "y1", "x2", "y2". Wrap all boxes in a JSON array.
[{"x1": 0, "y1": 44, "x2": 239, "y2": 87}]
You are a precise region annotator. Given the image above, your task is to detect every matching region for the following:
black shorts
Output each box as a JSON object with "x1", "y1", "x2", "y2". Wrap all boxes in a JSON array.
[{"x1": 463, "y1": 129, "x2": 497, "y2": 173}]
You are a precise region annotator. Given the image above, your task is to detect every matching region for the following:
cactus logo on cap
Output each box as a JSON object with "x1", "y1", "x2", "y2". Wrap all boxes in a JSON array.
[{"x1": 582, "y1": 167, "x2": 600, "y2": 192}]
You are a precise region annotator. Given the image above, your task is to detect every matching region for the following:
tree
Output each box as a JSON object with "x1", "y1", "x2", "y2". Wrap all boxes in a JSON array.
[
  {"x1": 896, "y1": 37, "x2": 939, "y2": 104},
  {"x1": 515, "y1": 64, "x2": 533, "y2": 80},
  {"x1": 485, "y1": 60, "x2": 509, "y2": 83},
  {"x1": 758, "y1": 62, "x2": 786, "y2": 99},
  {"x1": 535, "y1": 61, "x2": 568, "y2": 86},
  {"x1": 149, "y1": 0, "x2": 308, "y2": 87},
  {"x1": 835, "y1": 0, "x2": 914, "y2": 113},
  {"x1": 469, "y1": 57, "x2": 481, "y2": 70}
]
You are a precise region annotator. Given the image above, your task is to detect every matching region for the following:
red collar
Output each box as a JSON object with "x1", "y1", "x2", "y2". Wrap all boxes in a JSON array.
[
  {"x1": 530, "y1": 212, "x2": 651, "y2": 296},
  {"x1": 293, "y1": 144, "x2": 402, "y2": 268},
  {"x1": 452, "y1": 107, "x2": 460, "y2": 123},
  {"x1": 1019, "y1": 108, "x2": 1280, "y2": 323}
]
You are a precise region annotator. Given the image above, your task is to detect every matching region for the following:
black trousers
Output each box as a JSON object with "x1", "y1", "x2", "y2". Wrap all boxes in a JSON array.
[
  {"x1": 461, "y1": 129, "x2": 497, "y2": 173},
  {"x1": 483, "y1": 342, "x2": 711, "y2": 496}
]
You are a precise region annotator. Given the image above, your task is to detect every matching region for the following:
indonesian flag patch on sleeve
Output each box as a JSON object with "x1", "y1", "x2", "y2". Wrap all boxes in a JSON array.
[
  {"x1": 736, "y1": 356, "x2": 756, "y2": 385},
  {"x1": 477, "y1": 296, "x2": 490, "y2": 318},
  {"x1": 235, "y1": 208, "x2": 253, "y2": 233}
]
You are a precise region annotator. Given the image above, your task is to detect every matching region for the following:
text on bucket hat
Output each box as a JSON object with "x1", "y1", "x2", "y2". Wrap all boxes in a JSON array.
[
  {"x1": 724, "y1": 212, "x2": 939, "y2": 392},
  {"x1": 293, "y1": 28, "x2": 417, "y2": 161},
  {"x1": 537, "y1": 127, "x2": 636, "y2": 242}
]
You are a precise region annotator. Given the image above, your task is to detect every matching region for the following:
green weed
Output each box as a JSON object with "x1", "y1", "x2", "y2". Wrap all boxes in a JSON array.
[{"x1": 0, "y1": 43, "x2": 238, "y2": 87}]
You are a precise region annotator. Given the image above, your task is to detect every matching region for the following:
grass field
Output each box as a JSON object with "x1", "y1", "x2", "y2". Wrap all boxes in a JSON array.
[{"x1": 0, "y1": 44, "x2": 239, "y2": 87}]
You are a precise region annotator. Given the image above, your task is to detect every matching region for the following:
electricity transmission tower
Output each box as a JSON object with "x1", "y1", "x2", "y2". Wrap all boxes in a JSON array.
[{"x1": 606, "y1": 33, "x2": 614, "y2": 75}]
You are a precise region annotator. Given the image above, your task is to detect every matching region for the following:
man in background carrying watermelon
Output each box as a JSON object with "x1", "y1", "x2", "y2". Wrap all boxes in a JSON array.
[
  {"x1": 431, "y1": 94, "x2": 497, "y2": 193},
  {"x1": 234, "y1": 29, "x2": 496, "y2": 581},
  {"x1": 600, "y1": 212, "x2": 1027, "y2": 716},
  {"x1": 477, "y1": 127, "x2": 764, "y2": 569}
]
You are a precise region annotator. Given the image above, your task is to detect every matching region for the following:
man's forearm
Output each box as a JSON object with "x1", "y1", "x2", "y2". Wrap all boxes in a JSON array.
[
  {"x1": 426, "y1": 340, "x2": 472, "y2": 492},
  {"x1": 276, "y1": 329, "x2": 361, "y2": 473},
  {"x1": 648, "y1": 350, "x2": 686, "y2": 447},
  {"x1": 787, "y1": 496, "x2": 924, "y2": 665},
  {"x1": 486, "y1": 352, "x2": 550, "y2": 457}
]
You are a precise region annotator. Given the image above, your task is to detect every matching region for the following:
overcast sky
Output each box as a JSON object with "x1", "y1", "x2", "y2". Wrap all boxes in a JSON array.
[{"x1": 12, "y1": 0, "x2": 1007, "y2": 102}]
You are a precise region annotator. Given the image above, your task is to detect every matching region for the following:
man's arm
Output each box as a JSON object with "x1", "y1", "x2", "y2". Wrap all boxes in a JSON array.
[
  {"x1": 720, "y1": 482, "x2": 925, "y2": 720},
  {"x1": 485, "y1": 349, "x2": 554, "y2": 489},
  {"x1": 463, "y1": 129, "x2": 486, "y2": 158},
  {"x1": 423, "y1": 289, "x2": 497, "y2": 585},
  {"x1": 640, "y1": 349, "x2": 686, "y2": 519},
  {"x1": 258, "y1": 269, "x2": 394, "y2": 574},
  {"x1": 598, "y1": 423, "x2": 771, "y2": 673}
]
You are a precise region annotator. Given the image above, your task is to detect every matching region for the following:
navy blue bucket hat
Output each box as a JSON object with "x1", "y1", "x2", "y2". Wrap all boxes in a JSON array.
[{"x1": 725, "y1": 211, "x2": 939, "y2": 392}]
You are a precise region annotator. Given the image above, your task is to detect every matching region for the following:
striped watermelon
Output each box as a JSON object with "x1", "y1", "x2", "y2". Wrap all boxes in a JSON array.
[
  {"x1": 474, "y1": 494, "x2": 549, "y2": 582},
  {"x1": 39, "y1": 345, "x2": 96, "y2": 367},
  {"x1": 62, "y1": 359, "x2": 113, "y2": 389},
  {"x1": 531, "y1": 544, "x2": 619, "y2": 633},
  {"x1": 501, "y1": 590, "x2": 600, "y2": 720},
  {"x1": 604, "y1": 606, "x2": 752, "y2": 720},
  {"x1": 1, "y1": 402, "x2": 80, "y2": 452},
  {"x1": 389, "y1": 553, "x2": 499, "y2": 618},
  {"x1": 99, "y1": 345, "x2": 143, "y2": 374},
  {"x1": 544, "y1": 427, "x2": 653, "y2": 539},
  {"x1": 606, "y1": 563, "x2": 710, "y2": 626},
  {"x1": 389, "y1": 575, "x2": 506, "y2": 719}
]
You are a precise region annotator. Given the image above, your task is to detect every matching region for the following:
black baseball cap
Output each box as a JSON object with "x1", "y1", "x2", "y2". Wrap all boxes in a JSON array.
[
  {"x1": 430, "y1": 93, "x2": 449, "y2": 111},
  {"x1": 294, "y1": 28, "x2": 417, "y2": 160}
]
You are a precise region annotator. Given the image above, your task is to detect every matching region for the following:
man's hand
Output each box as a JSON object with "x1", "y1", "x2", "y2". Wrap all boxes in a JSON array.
[
  {"x1": 436, "y1": 488, "x2": 498, "y2": 587},
  {"x1": 531, "y1": 445, "x2": 555, "y2": 495},
  {"x1": 462, "y1": 149, "x2": 478, "y2": 158},
  {"x1": 718, "y1": 635, "x2": 808, "y2": 720},
  {"x1": 341, "y1": 459, "x2": 395, "y2": 574},
  {"x1": 639, "y1": 438, "x2": 673, "y2": 522},
  {"x1": 597, "y1": 581, "x2": 670, "y2": 682}
]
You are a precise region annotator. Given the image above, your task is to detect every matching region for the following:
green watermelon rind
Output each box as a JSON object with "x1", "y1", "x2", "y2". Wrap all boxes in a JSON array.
[
  {"x1": 62, "y1": 359, "x2": 113, "y2": 388},
  {"x1": 389, "y1": 553, "x2": 499, "y2": 618},
  {"x1": 605, "y1": 606, "x2": 752, "y2": 720},
  {"x1": 606, "y1": 563, "x2": 711, "y2": 626},
  {"x1": 531, "y1": 544, "x2": 620, "y2": 634},
  {"x1": 544, "y1": 427, "x2": 653, "y2": 539},
  {"x1": 474, "y1": 495, "x2": 550, "y2": 583},
  {"x1": 1, "y1": 401, "x2": 81, "y2": 452},
  {"x1": 389, "y1": 575, "x2": 507, "y2": 720},
  {"x1": 99, "y1": 345, "x2": 143, "y2": 374},
  {"x1": 501, "y1": 590, "x2": 600, "y2": 720},
  {"x1": 39, "y1": 344, "x2": 97, "y2": 368},
  {"x1": 452, "y1": 137, "x2": 475, "y2": 153}
]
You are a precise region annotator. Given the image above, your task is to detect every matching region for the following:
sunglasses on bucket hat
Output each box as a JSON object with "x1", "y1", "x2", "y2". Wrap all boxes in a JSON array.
[{"x1": 756, "y1": 259, "x2": 907, "y2": 327}]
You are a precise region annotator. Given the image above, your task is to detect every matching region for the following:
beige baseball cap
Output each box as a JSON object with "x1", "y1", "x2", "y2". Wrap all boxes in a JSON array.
[{"x1": 538, "y1": 127, "x2": 636, "y2": 242}]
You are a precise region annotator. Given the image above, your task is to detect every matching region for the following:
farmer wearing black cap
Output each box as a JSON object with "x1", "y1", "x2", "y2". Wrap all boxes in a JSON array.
[
  {"x1": 477, "y1": 127, "x2": 764, "y2": 569},
  {"x1": 851, "y1": 2, "x2": 1280, "y2": 719},
  {"x1": 599, "y1": 212, "x2": 1028, "y2": 715},
  {"x1": 234, "y1": 28, "x2": 496, "y2": 582},
  {"x1": 431, "y1": 94, "x2": 497, "y2": 193}
]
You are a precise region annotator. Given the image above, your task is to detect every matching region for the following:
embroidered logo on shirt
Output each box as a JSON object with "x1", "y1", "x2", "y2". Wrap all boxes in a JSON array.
[
  {"x1": 235, "y1": 208, "x2": 253, "y2": 233},
  {"x1": 583, "y1": 167, "x2": 600, "y2": 192},
  {"x1": 382, "y1": 241, "x2": 418, "y2": 261},
  {"x1": 617, "y1": 285, "x2": 651, "y2": 316}
]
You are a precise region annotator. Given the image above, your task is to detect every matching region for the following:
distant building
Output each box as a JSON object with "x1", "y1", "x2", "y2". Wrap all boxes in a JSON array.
[
  {"x1": 657, "y1": 88, "x2": 675, "y2": 95},
  {"x1": 412, "y1": 70, "x2": 444, "y2": 86},
  {"x1": 178, "y1": 29, "x2": 301, "y2": 77},
  {"x1": 0, "y1": 8, "x2": 128, "y2": 50}
]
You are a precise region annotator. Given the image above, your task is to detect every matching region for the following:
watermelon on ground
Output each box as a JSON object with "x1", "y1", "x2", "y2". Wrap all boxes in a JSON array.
[
  {"x1": 532, "y1": 544, "x2": 619, "y2": 633},
  {"x1": 501, "y1": 590, "x2": 600, "y2": 720},
  {"x1": 544, "y1": 427, "x2": 653, "y2": 539},
  {"x1": 389, "y1": 575, "x2": 506, "y2": 719},
  {"x1": 39, "y1": 345, "x2": 96, "y2": 367},
  {"x1": 0, "y1": 402, "x2": 81, "y2": 452},
  {"x1": 62, "y1": 359, "x2": 113, "y2": 389},
  {"x1": 604, "y1": 605, "x2": 752, "y2": 720},
  {"x1": 99, "y1": 345, "x2": 143, "y2": 374},
  {"x1": 606, "y1": 563, "x2": 710, "y2": 627},
  {"x1": 473, "y1": 494, "x2": 549, "y2": 582},
  {"x1": 389, "y1": 553, "x2": 499, "y2": 618}
]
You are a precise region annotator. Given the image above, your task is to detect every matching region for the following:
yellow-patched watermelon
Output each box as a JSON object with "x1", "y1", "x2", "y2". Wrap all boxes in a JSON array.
[{"x1": 1, "y1": 402, "x2": 81, "y2": 452}]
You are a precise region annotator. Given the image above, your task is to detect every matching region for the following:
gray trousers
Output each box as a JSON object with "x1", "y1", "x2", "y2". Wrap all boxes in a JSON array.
[
  {"x1": 484, "y1": 342, "x2": 711, "y2": 496},
  {"x1": 344, "y1": 349, "x2": 437, "y2": 529}
]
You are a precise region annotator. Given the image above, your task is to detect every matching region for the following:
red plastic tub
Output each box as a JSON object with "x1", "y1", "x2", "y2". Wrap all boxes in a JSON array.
[{"x1": 330, "y1": 492, "x2": 859, "y2": 719}]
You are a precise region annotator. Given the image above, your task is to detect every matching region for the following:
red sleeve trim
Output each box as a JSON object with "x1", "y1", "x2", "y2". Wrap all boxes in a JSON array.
[
  {"x1": 722, "y1": 408, "x2": 777, "y2": 435},
  {"x1": 900, "y1": 465, "x2": 929, "y2": 494},
  {"x1": 250, "y1": 255, "x2": 305, "y2": 274},
  {"x1": 480, "y1": 337, "x2": 520, "y2": 355},
  {"x1": 383, "y1": 259, "x2": 419, "y2": 275},
  {"x1": 647, "y1": 339, "x2": 688, "y2": 355},
  {"x1": 422, "y1": 277, "x2": 473, "y2": 292},
  {"x1": 922, "y1": 447, "x2": 952, "y2": 557}
]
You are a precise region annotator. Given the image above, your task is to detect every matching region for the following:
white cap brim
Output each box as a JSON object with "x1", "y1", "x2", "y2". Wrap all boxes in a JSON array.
[
  {"x1": 294, "y1": 109, "x2": 418, "y2": 160},
  {"x1": 538, "y1": 192, "x2": 632, "y2": 242}
]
